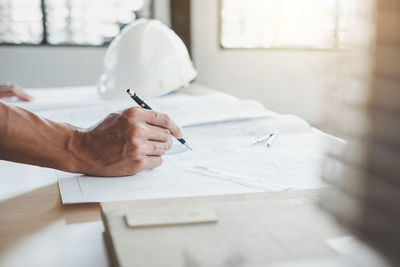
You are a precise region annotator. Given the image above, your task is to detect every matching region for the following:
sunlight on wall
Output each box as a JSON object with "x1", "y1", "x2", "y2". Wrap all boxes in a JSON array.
[{"x1": 221, "y1": 0, "x2": 365, "y2": 49}]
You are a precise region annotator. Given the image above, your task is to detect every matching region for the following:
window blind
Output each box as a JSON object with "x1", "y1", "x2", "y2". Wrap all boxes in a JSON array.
[{"x1": 321, "y1": 0, "x2": 400, "y2": 265}]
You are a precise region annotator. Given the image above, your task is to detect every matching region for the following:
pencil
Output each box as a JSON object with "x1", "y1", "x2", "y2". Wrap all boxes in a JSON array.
[{"x1": 126, "y1": 89, "x2": 192, "y2": 150}]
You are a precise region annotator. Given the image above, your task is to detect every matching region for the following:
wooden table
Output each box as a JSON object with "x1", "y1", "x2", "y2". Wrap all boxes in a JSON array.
[
  {"x1": 0, "y1": 84, "x2": 346, "y2": 266},
  {"x1": 0, "y1": 173, "x2": 349, "y2": 267},
  {"x1": 0, "y1": 182, "x2": 108, "y2": 267},
  {"x1": 0, "y1": 83, "x2": 215, "y2": 267}
]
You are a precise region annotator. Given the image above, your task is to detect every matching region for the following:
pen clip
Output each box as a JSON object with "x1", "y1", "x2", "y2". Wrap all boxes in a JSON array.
[
  {"x1": 252, "y1": 130, "x2": 279, "y2": 145},
  {"x1": 266, "y1": 131, "x2": 279, "y2": 147}
]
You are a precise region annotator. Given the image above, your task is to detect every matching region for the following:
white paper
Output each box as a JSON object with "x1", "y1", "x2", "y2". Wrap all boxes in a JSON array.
[
  {"x1": 5, "y1": 86, "x2": 275, "y2": 129},
  {"x1": 3, "y1": 86, "x2": 107, "y2": 112},
  {"x1": 35, "y1": 91, "x2": 276, "y2": 129},
  {"x1": 58, "y1": 117, "x2": 327, "y2": 204}
]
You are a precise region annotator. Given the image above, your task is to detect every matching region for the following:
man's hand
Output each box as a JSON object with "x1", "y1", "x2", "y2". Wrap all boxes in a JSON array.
[
  {"x1": 0, "y1": 102, "x2": 183, "y2": 177},
  {"x1": 75, "y1": 107, "x2": 183, "y2": 177},
  {"x1": 0, "y1": 84, "x2": 33, "y2": 101}
]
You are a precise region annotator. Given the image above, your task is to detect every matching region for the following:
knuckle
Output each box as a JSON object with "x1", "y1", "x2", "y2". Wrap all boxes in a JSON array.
[
  {"x1": 138, "y1": 144, "x2": 147, "y2": 155},
  {"x1": 155, "y1": 112, "x2": 171, "y2": 127},
  {"x1": 131, "y1": 142, "x2": 145, "y2": 157},
  {"x1": 163, "y1": 114, "x2": 172, "y2": 127},
  {"x1": 163, "y1": 128, "x2": 171, "y2": 137},
  {"x1": 159, "y1": 144, "x2": 168, "y2": 154},
  {"x1": 108, "y1": 112, "x2": 121, "y2": 121},
  {"x1": 132, "y1": 124, "x2": 147, "y2": 138},
  {"x1": 168, "y1": 139, "x2": 173, "y2": 149},
  {"x1": 130, "y1": 142, "x2": 140, "y2": 154},
  {"x1": 154, "y1": 112, "x2": 162, "y2": 122},
  {"x1": 124, "y1": 107, "x2": 141, "y2": 118},
  {"x1": 152, "y1": 143, "x2": 159, "y2": 152},
  {"x1": 135, "y1": 159, "x2": 145, "y2": 169}
]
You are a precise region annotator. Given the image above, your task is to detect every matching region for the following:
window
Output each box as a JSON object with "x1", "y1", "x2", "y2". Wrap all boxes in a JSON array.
[
  {"x1": 0, "y1": 0, "x2": 153, "y2": 46},
  {"x1": 0, "y1": 0, "x2": 43, "y2": 44},
  {"x1": 220, "y1": 0, "x2": 366, "y2": 50}
]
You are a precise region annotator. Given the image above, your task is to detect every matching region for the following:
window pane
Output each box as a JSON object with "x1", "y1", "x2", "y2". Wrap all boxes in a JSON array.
[
  {"x1": 0, "y1": 0, "x2": 151, "y2": 46},
  {"x1": 221, "y1": 0, "x2": 343, "y2": 49},
  {"x1": 45, "y1": 0, "x2": 148, "y2": 45},
  {"x1": 0, "y1": 0, "x2": 43, "y2": 44},
  {"x1": 337, "y1": 0, "x2": 375, "y2": 48}
]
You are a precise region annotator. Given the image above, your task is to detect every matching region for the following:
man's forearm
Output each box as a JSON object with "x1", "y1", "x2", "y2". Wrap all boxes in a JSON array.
[
  {"x1": 0, "y1": 101, "x2": 83, "y2": 172},
  {"x1": 0, "y1": 101, "x2": 183, "y2": 177}
]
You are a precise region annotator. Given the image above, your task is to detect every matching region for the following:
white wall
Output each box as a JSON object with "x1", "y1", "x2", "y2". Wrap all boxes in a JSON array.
[
  {"x1": 154, "y1": 0, "x2": 171, "y2": 27},
  {"x1": 0, "y1": 46, "x2": 106, "y2": 88},
  {"x1": 0, "y1": 0, "x2": 170, "y2": 88},
  {"x1": 1, "y1": 0, "x2": 337, "y2": 124},
  {"x1": 191, "y1": 0, "x2": 339, "y2": 125}
]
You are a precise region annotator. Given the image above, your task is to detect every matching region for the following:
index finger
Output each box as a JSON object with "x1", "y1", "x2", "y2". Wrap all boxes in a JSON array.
[
  {"x1": 13, "y1": 88, "x2": 33, "y2": 102},
  {"x1": 143, "y1": 110, "x2": 183, "y2": 139}
]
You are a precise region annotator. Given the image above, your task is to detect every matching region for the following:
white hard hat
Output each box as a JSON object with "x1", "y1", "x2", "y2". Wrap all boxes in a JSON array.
[{"x1": 98, "y1": 19, "x2": 197, "y2": 99}]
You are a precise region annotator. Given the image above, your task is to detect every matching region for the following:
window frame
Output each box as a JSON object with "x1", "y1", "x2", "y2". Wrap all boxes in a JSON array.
[
  {"x1": 218, "y1": 0, "x2": 345, "y2": 52},
  {"x1": 0, "y1": 0, "x2": 154, "y2": 47}
]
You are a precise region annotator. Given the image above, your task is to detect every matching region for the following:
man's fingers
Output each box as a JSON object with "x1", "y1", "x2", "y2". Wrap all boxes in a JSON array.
[
  {"x1": 144, "y1": 110, "x2": 183, "y2": 139},
  {"x1": 145, "y1": 141, "x2": 171, "y2": 156},
  {"x1": 138, "y1": 156, "x2": 163, "y2": 171},
  {"x1": 0, "y1": 84, "x2": 13, "y2": 90},
  {"x1": 13, "y1": 89, "x2": 33, "y2": 102},
  {"x1": 146, "y1": 124, "x2": 172, "y2": 142},
  {"x1": 0, "y1": 84, "x2": 33, "y2": 101},
  {"x1": 0, "y1": 91, "x2": 17, "y2": 99}
]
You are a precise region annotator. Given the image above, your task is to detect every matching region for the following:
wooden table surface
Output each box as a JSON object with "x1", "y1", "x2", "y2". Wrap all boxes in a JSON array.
[
  {"x1": 0, "y1": 83, "x2": 216, "y2": 267},
  {"x1": 0, "y1": 182, "x2": 109, "y2": 267},
  {"x1": 0, "y1": 173, "x2": 347, "y2": 267},
  {"x1": 0, "y1": 84, "x2": 347, "y2": 266}
]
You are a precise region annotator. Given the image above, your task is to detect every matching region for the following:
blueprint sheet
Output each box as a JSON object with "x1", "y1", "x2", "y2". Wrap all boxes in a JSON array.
[{"x1": 58, "y1": 116, "x2": 328, "y2": 204}]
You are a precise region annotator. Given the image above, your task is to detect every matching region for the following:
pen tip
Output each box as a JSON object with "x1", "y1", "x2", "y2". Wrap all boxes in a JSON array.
[
  {"x1": 126, "y1": 89, "x2": 130, "y2": 93},
  {"x1": 185, "y1": 143, "x2": 193, "y2": 150}
]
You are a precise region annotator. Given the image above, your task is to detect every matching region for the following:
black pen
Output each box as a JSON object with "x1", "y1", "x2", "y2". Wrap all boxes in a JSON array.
[{"x1": 126, "y1": 89, "x2": 192, "y2": 150}]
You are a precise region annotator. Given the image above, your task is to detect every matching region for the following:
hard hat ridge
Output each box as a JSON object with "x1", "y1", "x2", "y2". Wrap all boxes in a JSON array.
[{"x1": 98, "y1": 19, "x2": 197, "y2": 100}]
